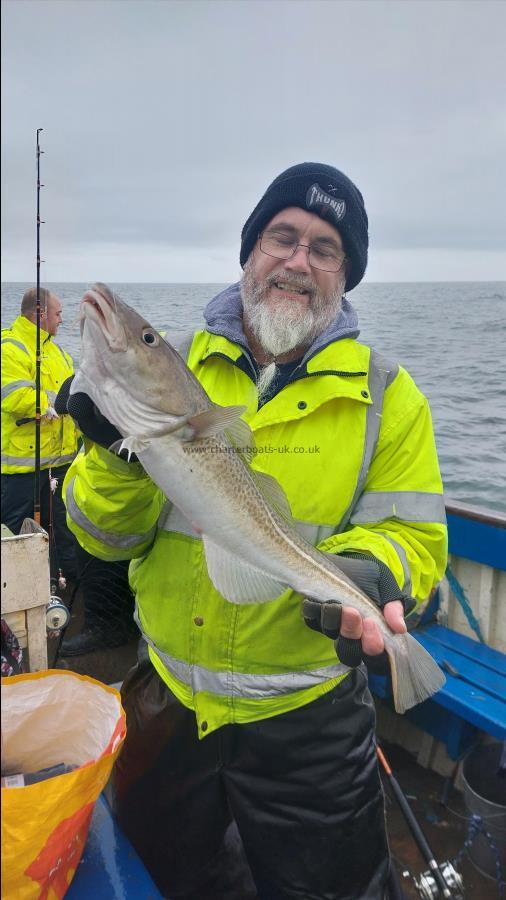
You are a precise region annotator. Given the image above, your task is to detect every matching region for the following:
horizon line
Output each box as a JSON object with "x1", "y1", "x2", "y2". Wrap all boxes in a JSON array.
[{"x1": 2, "y1": 278, "x2": 505, "y2": 286}]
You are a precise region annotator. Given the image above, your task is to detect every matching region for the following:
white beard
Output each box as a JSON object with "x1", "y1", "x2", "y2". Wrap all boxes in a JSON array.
[
  {"x1": 245, "y1": 301, "x2": 317, "y2": 358},
  {"x1": 256, "y1": 361, "x2": 278, "y2": 402},
  {"x1": 241, "y1": 260, "x2": 344, "y2": 358}
]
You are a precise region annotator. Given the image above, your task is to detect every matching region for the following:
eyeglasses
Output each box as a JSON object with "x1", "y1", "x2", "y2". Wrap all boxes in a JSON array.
[{"x1": 258, "y1": 230, "x2": 347, "y2": 273}]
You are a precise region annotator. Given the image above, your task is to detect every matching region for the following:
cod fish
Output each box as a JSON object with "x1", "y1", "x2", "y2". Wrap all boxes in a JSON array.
[{"x1": 73, "y1": 283, "x2": 445, "y2": 714}]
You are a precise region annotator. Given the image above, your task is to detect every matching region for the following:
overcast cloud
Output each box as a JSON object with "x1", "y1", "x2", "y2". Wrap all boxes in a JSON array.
[{"x1": 2, "y1": 0, "x2": 505, "y2": 284}]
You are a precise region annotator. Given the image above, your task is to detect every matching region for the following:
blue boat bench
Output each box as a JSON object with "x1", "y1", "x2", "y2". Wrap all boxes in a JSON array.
[{"x1": 370, "y1": 501, "x2": 506, "y2": 760}]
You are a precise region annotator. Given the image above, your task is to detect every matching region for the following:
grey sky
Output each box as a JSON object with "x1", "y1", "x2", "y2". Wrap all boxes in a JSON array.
[{"x1": 2, "y1": 0, "x2": 505, "y2": 284}]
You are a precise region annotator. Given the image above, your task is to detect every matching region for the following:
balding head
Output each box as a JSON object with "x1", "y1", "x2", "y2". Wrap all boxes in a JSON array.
[{"x1": 21, "y1": 288, "x2": 63, "y2": 336}]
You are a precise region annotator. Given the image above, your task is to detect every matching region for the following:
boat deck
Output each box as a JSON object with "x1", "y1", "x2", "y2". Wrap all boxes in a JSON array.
[{"x1": 384, "y1": 741, "x2": 499, "y2": 899}]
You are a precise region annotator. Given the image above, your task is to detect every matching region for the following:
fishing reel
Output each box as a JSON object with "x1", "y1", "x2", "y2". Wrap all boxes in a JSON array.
[
  {"x1": 403, "y1": 861, "x2": 464, "y2": 899},
  {"x1": 46, "y1": 596, "x2": 70, "y2": 636}
]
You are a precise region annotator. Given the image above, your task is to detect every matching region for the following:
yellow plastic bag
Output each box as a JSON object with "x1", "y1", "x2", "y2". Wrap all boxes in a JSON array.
[{"x1": 1, "y1": 669, "x2": 126, "y2": 899}]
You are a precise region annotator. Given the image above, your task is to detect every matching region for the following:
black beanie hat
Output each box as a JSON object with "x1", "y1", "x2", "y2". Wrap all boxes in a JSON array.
[{"x1": 240, "y1": 162, "x2": 368, "y2": 292}]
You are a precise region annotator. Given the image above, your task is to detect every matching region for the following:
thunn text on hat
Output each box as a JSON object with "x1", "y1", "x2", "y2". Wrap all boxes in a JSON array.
[{"x1": 306, "y1": 184, "x2": 346, "y2": 223}]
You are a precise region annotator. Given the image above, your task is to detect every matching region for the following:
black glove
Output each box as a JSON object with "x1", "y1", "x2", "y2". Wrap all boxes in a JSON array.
[
  {"x1": 302, "y1": 554, "x2": 416, "y2": 672},
  {"x1": 55, "y1": 375, "x2": 128, "y2": 454}
]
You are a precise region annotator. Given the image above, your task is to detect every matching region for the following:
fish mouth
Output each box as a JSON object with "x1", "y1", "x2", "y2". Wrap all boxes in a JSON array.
[{"x1": 80, "y1": 283, "x2": 127, "y2": 351}]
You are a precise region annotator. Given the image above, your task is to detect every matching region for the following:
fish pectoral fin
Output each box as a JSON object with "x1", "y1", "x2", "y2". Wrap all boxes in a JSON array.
[
  {"x1": 202, "y1": 536, "x2": 288, "y2": 604},
  {"x1": 189, "y1": 405, "x2": 248, "y2": 440}
]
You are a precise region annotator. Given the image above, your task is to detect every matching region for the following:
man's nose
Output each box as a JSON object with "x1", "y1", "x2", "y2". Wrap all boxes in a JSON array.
[{"x1": 284, "y1": 244, "x2": 312, "y2": 274}]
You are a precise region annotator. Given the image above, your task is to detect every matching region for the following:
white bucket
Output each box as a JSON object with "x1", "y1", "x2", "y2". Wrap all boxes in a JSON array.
[{"x1": 462, "y1": 742, "x2": 506, "y2": 880}]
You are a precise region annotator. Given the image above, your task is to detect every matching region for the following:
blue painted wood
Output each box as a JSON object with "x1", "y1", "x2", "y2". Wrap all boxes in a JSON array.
[
  {"x1": 425, "y1": 671, "x2": 506, "y2": 739},
  {"x1": 414, "y1": 632, "x2": 506, "y2": 701},
  {"x1": 419, "y1": 624, "x2": 506, "y2": 675},
  {"x1": 446, "y1": 512, "x2": 506, "y2": 571},
  {"x1": 67, "y1": 795, "x2": 163, "y2": 899}
]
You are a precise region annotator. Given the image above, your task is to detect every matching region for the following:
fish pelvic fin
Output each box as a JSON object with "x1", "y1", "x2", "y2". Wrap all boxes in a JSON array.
[
  {"x1": 386, "y1": 631, "x2": 446, "y2": 714},
  {"x1": 203, "y1": 535, "x2": 288, "y2": 604}
]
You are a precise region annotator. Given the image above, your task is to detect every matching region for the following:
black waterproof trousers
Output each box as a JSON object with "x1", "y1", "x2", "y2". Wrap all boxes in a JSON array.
[
  {"x1": 111, "y1": 658, "x2": 391, "y2": 900},
  {"x1": 0, "y1": 465, "x2": 77, "y2": 580}
]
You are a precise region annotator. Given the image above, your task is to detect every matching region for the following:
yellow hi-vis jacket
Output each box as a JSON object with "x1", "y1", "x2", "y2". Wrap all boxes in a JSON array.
[
  {"x1": 63, "y1": 331, "x2": 447, "y2": 737},
  {"x1": 1, "y1": 316, "x2": 79, "y2": 474}
]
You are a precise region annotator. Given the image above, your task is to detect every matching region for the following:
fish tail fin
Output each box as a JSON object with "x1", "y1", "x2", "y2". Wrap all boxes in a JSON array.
[{"x1": 386, "y1": 631, "x2": 446, "y2": 714}]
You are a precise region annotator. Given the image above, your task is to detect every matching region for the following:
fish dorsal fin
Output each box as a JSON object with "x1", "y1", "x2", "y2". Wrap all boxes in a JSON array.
[
  {"x1": 189, "y1": 404, "x2": 247, "y2": 440},
  {"x1": 248, "y1": 469, "x2": 293, "y2": 525},
  {"x1": 202, "y1": 536, "x2": 288, "y2": 604}
]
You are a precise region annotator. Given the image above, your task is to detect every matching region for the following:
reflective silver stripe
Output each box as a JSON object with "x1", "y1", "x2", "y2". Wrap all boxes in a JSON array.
[
  {"x1": 381, "y1": 534, "x2": 412, "y2": 593},
  {"x1": 66, "y1": 476, "x2": 157, "y2": 550},
  {"x1": 293, "y1": 520, "x2": 335, "y2": 546},
  {"x1": 336, "y1": 350, "x2": 397, "y2": 533},
  {"x1": 1, "y1": 452, "x2": 76, "y2": 467},
  {"x1": 158, "y1": 502, "x2": 200, "y2": 538},
  {"x1": 55, "y1": 343, "x2": 73, "y2": 369},
  {"x1": 1, "y1": 338, "x2": 30, "y2": 356},
  {"x1": 1, "y1": 379, "x2": 36, "y2": 400},
  {"x1": 157, "y1": 507, "x2": 336, "y2": 547},
  {"x1": 350, "y1": 491, "x2": 447, "y2": 525},
  {"x1": 46, "y1": 389, "x2": 57, "y2": 404},
  {"x1": 135, "y1": 609, "x2": 349, "y2": 698},
  {"x1": 43, "y1": 453, "x2": 76, "y2": 466}
]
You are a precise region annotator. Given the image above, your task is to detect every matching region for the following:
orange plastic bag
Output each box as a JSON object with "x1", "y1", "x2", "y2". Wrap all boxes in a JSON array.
[{"x1": 1, "y1": 669, "x2": 126, "y2": 899}]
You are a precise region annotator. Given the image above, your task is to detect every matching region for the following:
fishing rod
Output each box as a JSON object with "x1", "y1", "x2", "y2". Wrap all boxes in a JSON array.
[
  {"x1": 15, "y1": 131, "x2": 71, "y2": 642},
  {"x1": 34, "y1": 127, "x2": 44, "y2": 524},
  {"x1": 376, "y1": 745, "x2": 460, "y2": 899}
]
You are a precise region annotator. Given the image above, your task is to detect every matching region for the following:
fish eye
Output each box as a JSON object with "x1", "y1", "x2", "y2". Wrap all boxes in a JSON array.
[{"x1": 142, "y1": 329, "x2": 159, "y2": 346}]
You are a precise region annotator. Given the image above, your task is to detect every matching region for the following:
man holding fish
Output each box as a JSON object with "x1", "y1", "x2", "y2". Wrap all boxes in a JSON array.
[{"x1": 58, "y1": 163, "x2": 447, "y2": 899}]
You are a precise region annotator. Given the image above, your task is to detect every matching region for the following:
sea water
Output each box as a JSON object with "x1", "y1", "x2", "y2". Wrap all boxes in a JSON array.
[{"x1": 2, "y1": 280, "x2": 505, "y2": 513}]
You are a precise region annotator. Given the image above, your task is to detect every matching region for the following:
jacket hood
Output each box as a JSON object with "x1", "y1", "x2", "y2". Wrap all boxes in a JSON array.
[{"x1": 204, "y1": 282, "x2": 360, "y2": 363}]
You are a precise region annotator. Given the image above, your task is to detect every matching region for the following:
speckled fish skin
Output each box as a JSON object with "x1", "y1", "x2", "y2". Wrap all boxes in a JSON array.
[{"x1": 72, "y1": 283, "x2": 446, "y2": 713}]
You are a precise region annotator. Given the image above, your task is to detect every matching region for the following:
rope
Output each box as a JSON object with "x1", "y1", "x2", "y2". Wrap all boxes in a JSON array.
[
  {"x1": 453, "y1": 813, "x2": 505, "y2": 898},
  {"x1": 445, "y1": 564, "x2": 485, "y2": 643}
]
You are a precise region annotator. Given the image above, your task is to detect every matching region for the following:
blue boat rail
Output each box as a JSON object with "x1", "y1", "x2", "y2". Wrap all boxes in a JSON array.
[{"x1": 445, "y1": 498, "x2": 506, "y2": 572}]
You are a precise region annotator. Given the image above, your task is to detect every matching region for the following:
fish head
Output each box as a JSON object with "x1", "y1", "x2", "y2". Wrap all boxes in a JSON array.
[{"x1": 73, "y1": 283, "x2": 207, "y2": 438}]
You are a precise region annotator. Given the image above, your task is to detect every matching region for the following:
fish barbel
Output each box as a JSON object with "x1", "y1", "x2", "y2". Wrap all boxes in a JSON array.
[{"x1": 72, "y1": 283, "x2": 445, "y2": 713}]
